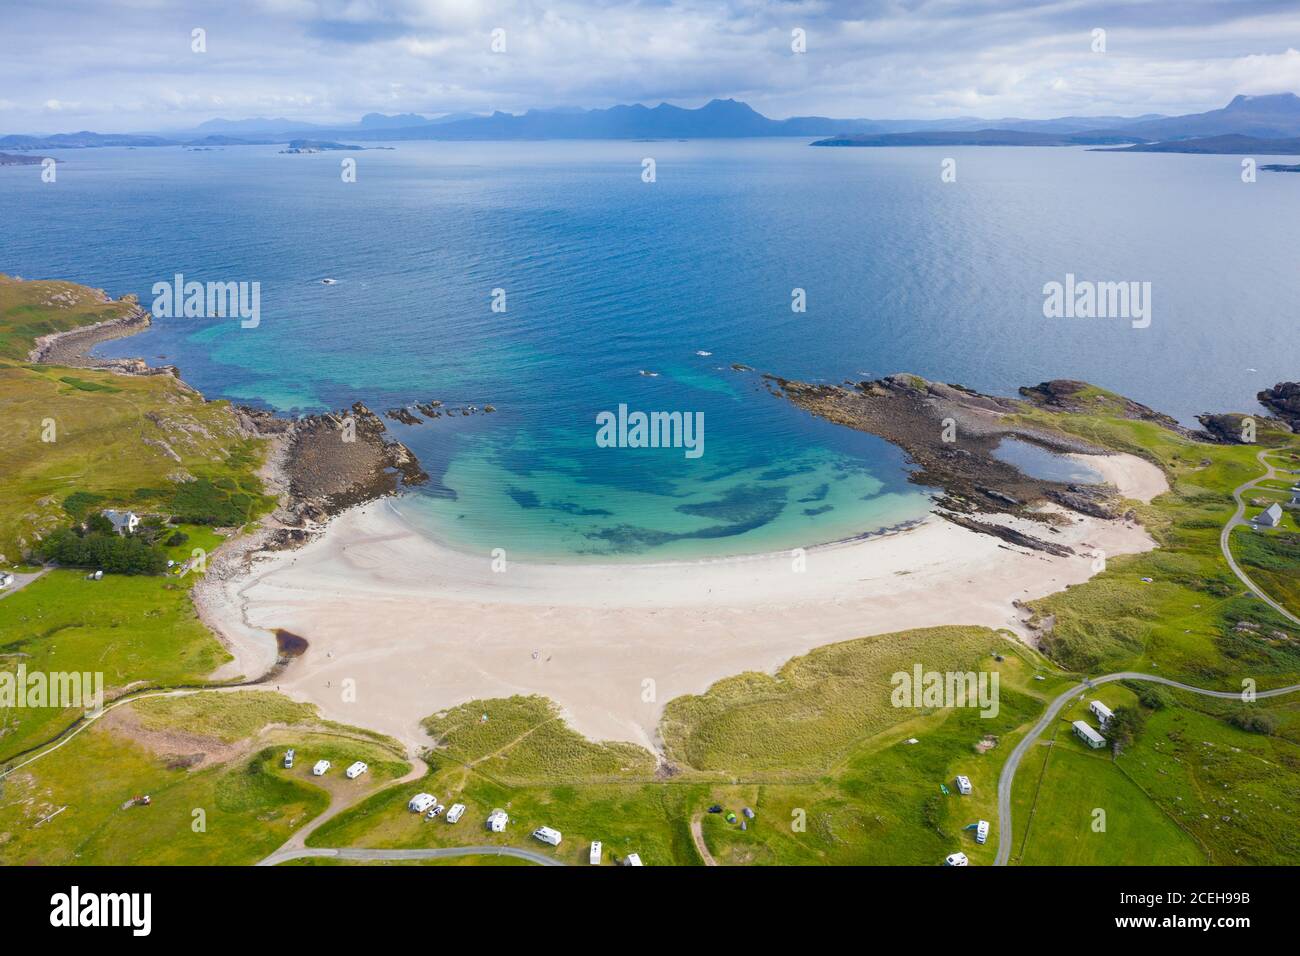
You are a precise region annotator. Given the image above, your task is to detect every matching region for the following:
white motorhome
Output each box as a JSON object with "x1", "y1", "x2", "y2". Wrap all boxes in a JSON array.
[
  {"x1": 589, "y1": 841, "x2": 602, "y2": 865},
  {"x1": 486, "y1": 809, "x2": 508, "y2": 832},
  {"x1": 975, "y1": 820, "x2": 990, "y2": 845},
  {"x1": 532, "y1": 826, "x2": 562, "y2": 847},
  {"x1": 624, "y1": 853, "x2": 643, "y2": 866},
  {"x1": 445, "y1": 803, "x2": 466, "y2": 823},
  {"x1": 955, "y1": 775, "x2": 972, "y2": 795},
  {"x1": 945, "y1": 852, "x2": 969, "y2": 866},
  {"x1": 345, "y1": 761, "x2": 368, "y2": 779},
  {"x1": 312, "y1": 759, "x2": 330, "y2": 776},
  {"x1": 408, "y1": 793, "x2": 435, "y2": 813}
]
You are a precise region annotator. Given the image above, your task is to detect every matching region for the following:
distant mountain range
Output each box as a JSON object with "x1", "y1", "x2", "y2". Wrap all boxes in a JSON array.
[{"x1": 3, "y1": 93, "x2": 1299, "y2": 155}]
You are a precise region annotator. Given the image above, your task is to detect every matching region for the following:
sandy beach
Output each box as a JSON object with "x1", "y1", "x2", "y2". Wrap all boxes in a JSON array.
[{"x1": 199, "y1": 451, "x2": 1167, "y2": 753}]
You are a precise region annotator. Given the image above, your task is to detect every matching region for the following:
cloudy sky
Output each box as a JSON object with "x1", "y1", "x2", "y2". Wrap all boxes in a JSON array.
[{"x1": 3, "y1": 0, "x2": 1299, "y2": 133}]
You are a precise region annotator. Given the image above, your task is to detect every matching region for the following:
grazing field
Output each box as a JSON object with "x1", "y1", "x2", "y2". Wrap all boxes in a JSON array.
[{"x1": 0, "y1": 691, "x2": 407, "y2": 866}]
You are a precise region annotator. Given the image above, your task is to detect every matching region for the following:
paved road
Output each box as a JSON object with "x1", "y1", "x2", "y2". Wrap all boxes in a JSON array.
[
  {"x1": 259, "y1": 846, "x2": 564, "y2": 866},
  {"x1": 0, "y1": 568, "x2": 49, "y2": 601},
  {"x1": 1219, "y1": 449, "x2": 1300, "y2": 627},
  {"x1": 994, "y1": 672, "x2": 1300, "y2": 866}
]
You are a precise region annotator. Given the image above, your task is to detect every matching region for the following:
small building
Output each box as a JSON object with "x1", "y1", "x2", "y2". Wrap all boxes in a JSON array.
[
  {"x1": 1073, "y1": 720, "x2": 1106, "y2": 749},
  {"x1": 955, "y1": 775, "x2": 972, "y2": 795},
  {"x1": 312, "y1": 759, "x2": 330, "y2": 776},
  {"x1": 624, "y1": 853, "x2": 643, "y2": 866},
  {"x1": 102, "y1": 509, "x2": 140, "y2": 535},
  {"x1": 589, "y1": 841, "x2": 602, "y2": 865},
  {"x1": 944, "y1": 852, "x2": 969, "y2": 867},
  {"x1": 445, "y1": 803, "x2": 465, "y2": 824},
  {"x1": 532, "y1": 826, "x2": 562, "y2": 846},
  {"x1": 486, "y1": 809, "x2": 508, "y2": 833},
  {"x1": 408, "y1": 793, "x2": 435, "y2": 813},
  {"x1": 975, "y1": 820, "x2": 990, "y2": 845},
  {"x1": 345, "y1": 761, "x2": 368, "y2": 779},
  {"x1": 1089, "y1": 699, "x2": 1114, "y2": 728},
  {"x1": 283, "y1": 749, "x2": 294, "y2": 769},
  {"x1": 1253, "y1": 503, "x2": 1284, "y2": 528}
]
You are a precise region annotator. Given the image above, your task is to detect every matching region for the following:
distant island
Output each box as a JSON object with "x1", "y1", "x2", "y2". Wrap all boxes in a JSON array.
[
  {"x1": 0, "y1": 152, "x2": 43, "y2": 165},
  {"x1": 279, "y1": 139, "x2": 367, "y2": 154},
  {"x1": 811, "y1": 129, "x2": 1142, "y2": 147},
  {"x1": 1262, "y1": 163, "x2": 1300, "y2": 172}
]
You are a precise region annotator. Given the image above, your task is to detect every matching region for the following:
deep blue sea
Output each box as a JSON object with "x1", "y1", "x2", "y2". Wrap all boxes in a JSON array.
[{"x1": 3, "y1": 139, "x2": 1297, "y2": 559}]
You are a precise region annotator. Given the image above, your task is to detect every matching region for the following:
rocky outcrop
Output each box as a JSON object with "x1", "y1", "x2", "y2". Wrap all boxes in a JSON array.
[{"x1": 1257, "y1": 382, "x2": 1300, "y2": 432}]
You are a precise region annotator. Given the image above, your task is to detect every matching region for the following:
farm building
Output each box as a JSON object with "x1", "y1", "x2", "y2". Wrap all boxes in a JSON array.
[
  {"x1": 102, "y1": 509, "x2": 140, "y2": 535},
  {"x1": 312, "y1": 759, "x2": 330, "y2": 776},
  {"x1": 1089, "y1": 700, "x2": 1114, "y2": 727},
  {"x1": 1252, "y1": 503, "x2": 1284, "y2": 528},
  {"x1": 532, "y1": 826, "x2": 562, "y2": 846},
  {"x1": 445, "y1": 803, "x2": 465, "y2": 824},
  {"x1": 486, "y1": 809, "x2": 508, "y2": 832},
  {"x1": 1073, "y1": 720, "x2": 1106, "y2": 749},
  {"x1": 955, "y1": 775, "x2": 972, "y2": 795},
  {"x1": 408, "y1": 793, "x2": 435, "y2": 813},
  {"x1": 589, "y1": 841, "x2": 602, "y2": 865},
  {"x1": 345, "y1": 761, "x2": 367, "y2": 779}
]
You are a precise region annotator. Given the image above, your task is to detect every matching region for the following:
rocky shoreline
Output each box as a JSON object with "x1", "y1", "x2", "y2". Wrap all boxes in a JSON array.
[{"x1": 765, "y1": 373, "x2": 1138, "y2": 552}]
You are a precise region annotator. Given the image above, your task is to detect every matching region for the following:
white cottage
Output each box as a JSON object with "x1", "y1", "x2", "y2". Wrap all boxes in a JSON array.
[
  {"x1": 102, "y1": 509, "x2": 140, "y2": 535},
  {"x1": 1253, "y1": 503, "x2": 1284, "y2": 528}
]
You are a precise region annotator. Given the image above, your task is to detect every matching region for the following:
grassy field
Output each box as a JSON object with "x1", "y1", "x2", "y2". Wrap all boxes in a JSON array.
[
  {"x1": 309, "y1": 627, "x2": 1070, "y2": 866},
  {"x1": 0, "y1": 691, "x2": 408, "y2": 865},
  {"x1": 1011, "y1": 686, "x2": 1300, "y2": 865},
  {"x1": 0, "y1": 276, "x2": 278, "y2": 762}
]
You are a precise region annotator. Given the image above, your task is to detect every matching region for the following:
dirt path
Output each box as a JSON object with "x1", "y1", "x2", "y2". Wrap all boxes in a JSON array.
[{"x1": 690, "y1": 814, "x2": 718, "y2": 866}]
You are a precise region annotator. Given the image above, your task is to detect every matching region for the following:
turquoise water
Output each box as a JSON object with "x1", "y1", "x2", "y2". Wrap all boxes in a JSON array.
[{"x1": 2, "y1": 140, "x2": 1296, "y2": 559}]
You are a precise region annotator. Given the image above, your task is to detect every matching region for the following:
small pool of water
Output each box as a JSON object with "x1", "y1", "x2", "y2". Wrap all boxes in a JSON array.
[{"x1": 992, "y1": 437, "x2": 1102, "y2": 484}]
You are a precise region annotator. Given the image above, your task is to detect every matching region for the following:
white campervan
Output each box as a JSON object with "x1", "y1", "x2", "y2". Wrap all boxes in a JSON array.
[
  {"x1": 345, "y1": 761, "x2": 368, "y2": 779},
  {"x1": 312, "y1": 759, "x2": 330, "y2": 776},
  {"x1": 408, "y1": 793, "x2": 435, "y2": 813},
  {"x1": 589, "y1": 841, "x2": 602, "y2": 865},
  {"x1": 445, "y1": 803, "x2": 466, "y2": 824},
  {"x1": 532, "y1": 826, "x2": 562, "y2": 847}
]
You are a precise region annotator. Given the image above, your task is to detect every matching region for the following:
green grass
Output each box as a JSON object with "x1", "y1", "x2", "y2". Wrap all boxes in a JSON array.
[
  {"x1": 0, "y1": 691, "x2": 407, "y2": 865},
  {"x1": 1011, "y1": 405, "x2": 1300, "y2": 685},
  {"x1": 310, "y1": 629, "x2": 1065, "y2": 866},
  {"x1": 0, "y1": 570, "x2": 233, "y2": 760},
  {"x1": 0, "y1": 276, "x2": 274, "y2": 565}
]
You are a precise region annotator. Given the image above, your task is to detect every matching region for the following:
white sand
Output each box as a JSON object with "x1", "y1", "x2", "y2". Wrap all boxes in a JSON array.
[
  {"x1": 201, "y1": 453, "x2": 1167, "y2": 753},
  {"x1": 1069, "y1": 452, "x2": 1168, "y2": 503}
]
